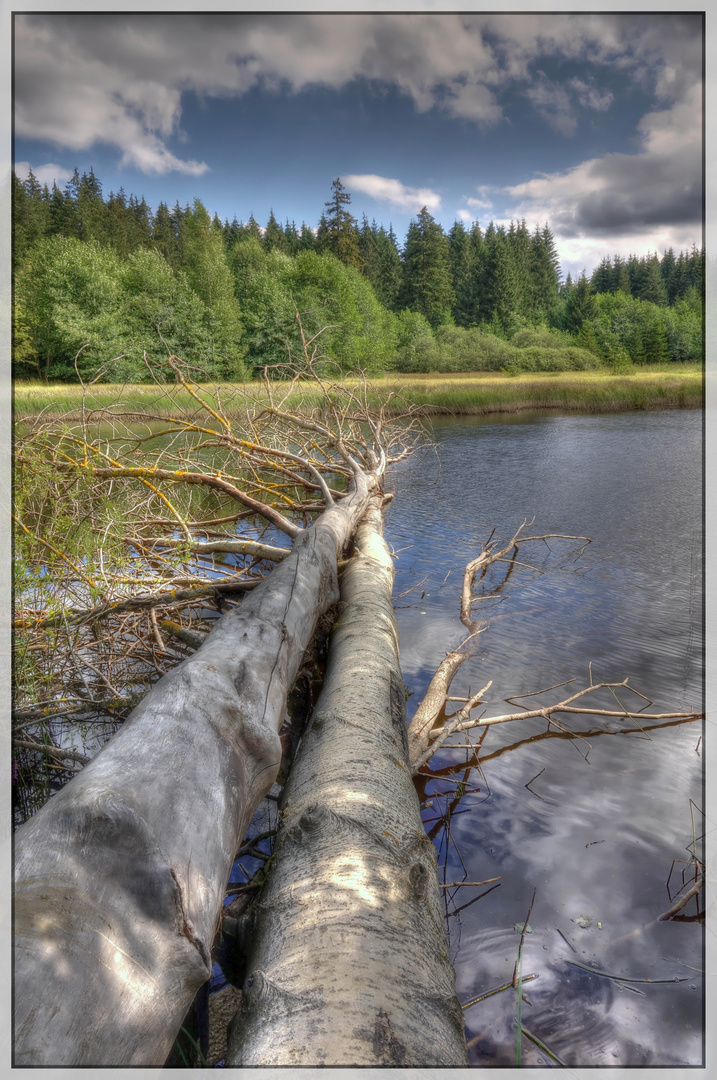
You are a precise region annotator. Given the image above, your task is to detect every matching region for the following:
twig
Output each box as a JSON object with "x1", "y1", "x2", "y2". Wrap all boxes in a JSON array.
[
  {"x1": 513, "y1": 888, "x2": 537, "y2": 988},
  {"x1": 439, "y1": 877, "x2": 501, "y2": 889},
  {"x1": 462, "y1": 973, "x2": 538, "y2": 1011},
  {"x1": 658, "y1": 875, "x2": 703, "y2": 921}
]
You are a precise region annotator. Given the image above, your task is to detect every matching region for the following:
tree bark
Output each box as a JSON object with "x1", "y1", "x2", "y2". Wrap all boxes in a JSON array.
[
  {"x1": 13, "y1": 471, "x2": 376, "y2": 1067},
  {"x1": 224, "y1": 498, "x2": 469, "y2": 1068}
]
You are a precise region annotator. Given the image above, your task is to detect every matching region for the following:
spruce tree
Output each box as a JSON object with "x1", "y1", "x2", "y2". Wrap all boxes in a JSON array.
[
  {"x1": 76, "y1": 169, "x2": 107, "y2": 243},
  {"x1": 448, "y1": 220, "x2": 474, "y2": 326},
  {"x1": 152, "y1": 201, "x2": 181, "y2": 267},
  {"x1": 315, "y1": 212, "x2": 330, "y2": 254},
  {"x1": 591, "y1": 256, "x2": 614, "y2": 294},
  {"x1": 298, "y1": 223, "x2": 316, "y2": 251},
  {"x1": 374, "y1": 225, "x2": 402, "y2": 311},
  {"x1": 399, "y1": 207, "x2": 454, "y2": 328},
  {"x1": 13, "y1": 169, "x2": 49, "y2": 259},
  {"x1": 612, "y1": 255, "x2": 632, "y2": 295},
  {"x1": 284, "y1": 220, "x2": 300, "y2": 255},
  {"x1": 323, "y1": 178, "x2": 361, "y2": 268},
  {"x1": 659, "y1": 248, "x2": 677, "y2": 304},
  {"x1": 562, "y1": 272, "x2": 596, "y2": 333},
  {"x1": 48, "y1": 180, "x2": 79, "y2": 239},
  {"x1": 105, "y1": 188, "x2": 131, "y2": 258},
  {"x1": 531, "y1": 223, "x2": 560, "y2": 321},
  {"x1": 264, "y1": 210, "x2": 289, "y2": 254},
  {"x1": 242, "y1": 214, "x2": 263, "y2": 243},
  {"x1": 639, "y1": 255, "x2": 668, "y2": 306}
]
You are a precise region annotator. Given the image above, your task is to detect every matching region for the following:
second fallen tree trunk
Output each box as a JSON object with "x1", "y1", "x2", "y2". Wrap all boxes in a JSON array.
[
  {"x1": 225, "y1": 498, "x2": 469, "y2": 1067},
  {"x1": 13, "y1": 471, "x2": 377, "y2": 1067}
]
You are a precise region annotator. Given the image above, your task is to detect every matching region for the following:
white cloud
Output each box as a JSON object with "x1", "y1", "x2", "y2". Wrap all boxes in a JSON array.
[
  {"x1": 525, "y1": 74, "x2": 578, "y2": 135},
  {"x1": 456, "y1": 209, "x2": 473, "y2": 223},
  {"x1": 465, "y1": 196, "x2": 493, "y2": 214},
  {"x1": 342, "y1": 174, "x2": 441, "y2": 214},
  {"x1": 14, "y1": 13, "x2": 702, "y2": 175},
  {"x1": 503, "y1": 82, "x2": 702, "y2": 259},
  {"x1": 569, "y1": 77, "x2": 613, "y2": 112},
  {"x1": 14, "y1": 161, "x2": 73, "y2": 187}
]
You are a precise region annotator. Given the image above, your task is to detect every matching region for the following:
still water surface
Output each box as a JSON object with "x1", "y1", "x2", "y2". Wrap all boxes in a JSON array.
[{"x1": 384, "y1": 408, "x2": 703, "y2": 1068}]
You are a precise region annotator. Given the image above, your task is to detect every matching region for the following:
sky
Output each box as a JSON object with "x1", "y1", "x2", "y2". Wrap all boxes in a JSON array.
[{"x1": 13, "y1": 11, "x2": 704, "y2": 281}]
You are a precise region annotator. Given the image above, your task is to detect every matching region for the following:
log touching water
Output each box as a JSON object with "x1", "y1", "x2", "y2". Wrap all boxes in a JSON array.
[
  {"x1": 13, "y1": 471, "x2": 376, "y2": 1067},
  {"x1": 225, "y1": 498, "x2": 469, "y2": 1067}
]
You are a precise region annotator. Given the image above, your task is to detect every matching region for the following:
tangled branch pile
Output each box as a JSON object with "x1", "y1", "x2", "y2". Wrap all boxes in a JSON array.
[{"x1": 13, "y1": 347, "x2": 421, "y2": 823}]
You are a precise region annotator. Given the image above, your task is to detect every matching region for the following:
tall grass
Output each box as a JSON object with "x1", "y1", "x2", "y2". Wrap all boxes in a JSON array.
[{"x1": 14, "y1": 365, "x2": 703, "y2": 419}]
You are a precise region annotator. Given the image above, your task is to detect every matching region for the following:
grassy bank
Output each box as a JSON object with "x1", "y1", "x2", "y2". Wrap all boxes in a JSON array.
[{"x1": 13, "y1": 364, "x2": 703, "y2": 419}]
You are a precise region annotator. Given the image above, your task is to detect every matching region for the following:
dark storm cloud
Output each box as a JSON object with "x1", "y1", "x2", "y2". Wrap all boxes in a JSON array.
[{"x1": 507, "y1": 83, "x2": 702, "y2": 244}]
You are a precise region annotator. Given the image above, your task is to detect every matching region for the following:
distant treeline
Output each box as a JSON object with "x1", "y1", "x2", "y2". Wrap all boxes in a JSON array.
[{"x1": 13, "y1": 169, "x2": 704, "y2": 382}]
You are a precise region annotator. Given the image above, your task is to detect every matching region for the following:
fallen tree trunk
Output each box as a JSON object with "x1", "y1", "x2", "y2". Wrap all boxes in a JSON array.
[
  {"x1": 225, "y1": 498, "x2": 469, "y2": 1068},
  {"x1": 13, "y1": 470, "x2": 378, "y2": 1067}
]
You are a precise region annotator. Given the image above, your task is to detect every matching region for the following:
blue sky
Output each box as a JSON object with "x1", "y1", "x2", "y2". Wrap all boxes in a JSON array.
[{"x1": 13, "y1": 11, "x2": 703, "y2": 280}]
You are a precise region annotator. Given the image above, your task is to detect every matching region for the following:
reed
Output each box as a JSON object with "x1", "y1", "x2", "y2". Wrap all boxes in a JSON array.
[{"x1": 14, "y1": 365, "x2": 702, "y2": 420}]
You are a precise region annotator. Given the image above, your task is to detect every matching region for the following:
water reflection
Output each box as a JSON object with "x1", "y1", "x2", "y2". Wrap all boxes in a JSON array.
[{"x1": 385, "y1": 409, "x2": 703, "y2": 1068}]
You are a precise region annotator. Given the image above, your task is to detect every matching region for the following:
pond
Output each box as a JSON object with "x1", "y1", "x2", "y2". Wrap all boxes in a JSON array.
[{"x1": 384, "y1": 408, "x2": 703, "y2": 1068}]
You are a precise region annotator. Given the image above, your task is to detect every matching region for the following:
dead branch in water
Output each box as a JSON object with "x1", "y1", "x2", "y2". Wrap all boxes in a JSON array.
[{"x1": 407, "y1": 525, "x2": 701, "y2": 774}]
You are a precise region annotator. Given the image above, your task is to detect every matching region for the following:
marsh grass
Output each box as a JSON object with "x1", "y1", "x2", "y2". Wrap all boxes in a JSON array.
[{"x1": 13, "y1": 364, "x2": 703, "y2": 419}]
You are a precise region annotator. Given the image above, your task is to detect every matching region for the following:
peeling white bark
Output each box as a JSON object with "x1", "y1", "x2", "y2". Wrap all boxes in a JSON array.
[
  {"x1": 225, "y1": 499, "x2": 469, "y2": 1068},
  {"x1": 13, "y1": 473, "x2": 374, "y2": 1067}
]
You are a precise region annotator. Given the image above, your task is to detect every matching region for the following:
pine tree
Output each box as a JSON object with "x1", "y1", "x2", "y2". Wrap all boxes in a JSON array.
[
  {"x1": 562, "y1": 272, "x2": 596, "y2": 333},
  {"x1": 242, "y1": 214, "x2": 263, "y2": 243},
  {"x1": 284, "y1": 220, "x2": 300, "y2": 255},
  {"x1": 323, "y1": 178, "x2": 361, "y2": 268},
  {"x1": 152, "y1": 201, "x2": 181, "y2": 267},
  {"x1": 399, "y1": 207, "x2": 454, "y2": 328},
  {"x1": 659, "y1": 247, "x2": 679, "y2": 304},
  {"x1": 315, "y1": 212, "x2": 330, "y2": 255},
  {"x1": 530, "y1": 223, "x2": 560, "y2": 322},
  {"x1": 639, "y1": 255, "x2": 668, "y2": 306},
  {"x1": 47, "y1": 180, "x2": 78, "y2": 239},
  {"x1": 13, "y1": 169, "x2": 50, "y2": 259},
  {"x1": 264, "y1": 210, "x2": 288, "y2": 254},
  {"x1": 612, "y1": 255, "x2": 631, "y2": 295},
  {"x1": 448, "y1": 220, "x2": 474, "y2": 326},
  {"x1": 105, "y1": 189, "x2": 131, "y2": 258},
  {"x1": 298, "y1": 223, "x2": 316, "y2": 251},
  {"x1": 591, "y1": 256, "x2": 614, "y2": 294},
  {"x1": 76, "y1": 169, "x2": 107, "y2": 243}
]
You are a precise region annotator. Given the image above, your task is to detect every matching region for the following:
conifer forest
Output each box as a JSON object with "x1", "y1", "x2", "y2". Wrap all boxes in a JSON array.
[{"x1": 13, "y1": 171, "x2": 704, "y2": 383}]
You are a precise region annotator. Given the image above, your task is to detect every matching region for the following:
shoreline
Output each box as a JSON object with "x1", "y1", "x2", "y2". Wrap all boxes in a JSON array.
[{"x1": 13, "y1": 367, "x2": 704, "y2": 419}]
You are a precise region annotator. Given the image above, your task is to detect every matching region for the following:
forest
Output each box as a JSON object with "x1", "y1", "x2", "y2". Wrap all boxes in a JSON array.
[{"x1": 13, "y1": 171, "x2": 704, "y2": 382}]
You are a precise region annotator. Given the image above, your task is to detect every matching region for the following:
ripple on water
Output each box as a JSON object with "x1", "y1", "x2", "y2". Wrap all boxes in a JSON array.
[{"x1": 387, "y1": 409, "x2": 703, "y2": 1067}]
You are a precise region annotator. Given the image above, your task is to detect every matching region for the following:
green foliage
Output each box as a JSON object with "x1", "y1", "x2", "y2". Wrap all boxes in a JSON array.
[
  {"x1": 11, "y1": 163, "x2": 704, "y2": 382},
  {"x1": 393, "y1": 309, "x2": 438, "y2": 372},
  {"x1": 588, "y1": 290, "x2": 694, "y2": 366},
  {"x1": 119, "y1": 248, "x2": 219, "y2": 375},
  {"x1": 15, "y1": 236, "x2": 128, "y2": 381},
  {"x1": 399, "y1": 207, "x2": 455, "y2": 328},
  {"x1": 286, "y1": 251, "x2": 397, "y2": 373},
  {"x1": 323, "y1": 179, "x2": 361, "y2": 269},
  {"x1": 391, "y1": 319, "x2": 599, "y2": 374},
  {"x1": 230, "y1": 240, "x2": 297, "y2": 369},
  {"x1": 359, "y1": 217, "x2": 402, "y2": 311},
  {"x1": 181, "y1": 200, "x2": 247, "y2": 378}
]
